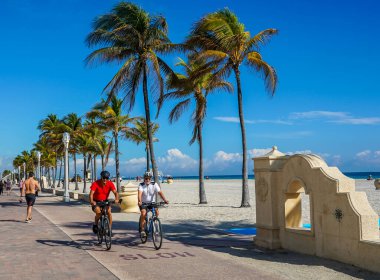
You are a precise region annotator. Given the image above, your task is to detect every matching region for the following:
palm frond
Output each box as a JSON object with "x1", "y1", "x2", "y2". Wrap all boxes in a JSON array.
[
  {"x1": 246, "y1": 51, "x2": 278, "y2": 94},
  {"x1": 168, "y1": 98, "x2": 191, "y2": 123}
]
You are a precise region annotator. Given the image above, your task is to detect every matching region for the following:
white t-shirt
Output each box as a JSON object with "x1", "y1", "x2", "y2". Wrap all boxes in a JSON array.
[{"x1": 138, "y1": 182, "x2": 160, "y2": 203}]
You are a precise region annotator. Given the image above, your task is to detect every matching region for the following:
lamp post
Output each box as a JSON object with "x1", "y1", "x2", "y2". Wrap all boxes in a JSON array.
[
  {"x1": 37, "y1": 151, "x2": 41, "y2": 188},
  {"x1": 23, "y1": 162, "x2": 26, "y2": 180},
  {"x1": 62, "y1": 132, "x2": 70, "y2": 202},
  {"x1": 18, "y1": 166, "x2": 21, "y2": 182}
]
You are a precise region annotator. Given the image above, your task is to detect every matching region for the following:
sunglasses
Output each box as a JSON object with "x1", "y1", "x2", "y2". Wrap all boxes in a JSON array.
[{"x1": 101, "y1": 177, "x2": 109, "y2": 180}]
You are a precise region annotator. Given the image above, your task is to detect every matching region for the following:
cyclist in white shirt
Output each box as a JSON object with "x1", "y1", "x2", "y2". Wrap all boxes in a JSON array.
[{"x1": 138, "y1": 172, "x2": 169, "y2": 238}]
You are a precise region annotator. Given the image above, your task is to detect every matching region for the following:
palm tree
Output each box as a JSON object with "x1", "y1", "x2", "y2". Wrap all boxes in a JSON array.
[
  {"x1": 63, "y1": 113, "x2": 82, "y2": 190},
  {"x1": 34, "y1": 138, "x2": 56, "y2": 188},
  {"x1": 38, "y1": 114, "x2": 65, "y2": 187},
  {"x1": 87, "y1": 96, "x2": 139, "y2": 192},
  {"x1": 96, "y1": 137, "x2": 114, "y2": 171},
  {"x1": 162, "y1": 57, "x2": 232, "y2": 204},
  {"x1": 83, "y1": 117, "x2": 106, "y2": 182},
  {"x1": 187, "y1": 9, "x2": 278, "y2": 207},
  {"x1": 85, "y1": 2, "x2": 177, "y2": 185},
  {"x1": 125, "y1": 118, "x2": 159, "y2": 172},
  {"x1": 76, "y1": 132, "x2": 93, "y2": 193}
]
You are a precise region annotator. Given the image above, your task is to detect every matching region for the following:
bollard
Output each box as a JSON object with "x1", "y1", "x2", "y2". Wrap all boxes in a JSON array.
[{"x1": 119, "y1": 182, "x2": 139, "y2": 213}]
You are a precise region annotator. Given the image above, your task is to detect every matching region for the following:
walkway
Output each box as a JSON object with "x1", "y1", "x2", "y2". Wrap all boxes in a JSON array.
[{"x1": 1, "y1": 187, "x2": 379, "y2": 280}]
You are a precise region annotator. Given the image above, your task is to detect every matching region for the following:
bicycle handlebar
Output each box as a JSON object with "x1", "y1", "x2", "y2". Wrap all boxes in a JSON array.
[
  {"x1": 141, "y1": 201, "x2": 167, "y2": 208},
  {"x1": 96, "y1": 200, "x2": 117, "y2": 207}
]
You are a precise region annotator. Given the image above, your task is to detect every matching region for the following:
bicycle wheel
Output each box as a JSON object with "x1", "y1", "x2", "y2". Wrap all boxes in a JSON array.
[
  {"x1": 97, "y1": 217, "x2": 103, "y2": 244},
  {"x1": 152, "y1": 217, "x2": 162, "y2": 250},
  {"x1": 139, "y1": 218, "x2": 148, "y2": 244},
  {"x1": 104, "y1": 217, "x2": 112, "y2": 250}
]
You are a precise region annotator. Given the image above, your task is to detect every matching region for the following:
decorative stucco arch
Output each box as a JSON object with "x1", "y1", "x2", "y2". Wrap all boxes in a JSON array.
[{"x1": 253, "y1": 146, "x2": 380, "y2": 273}]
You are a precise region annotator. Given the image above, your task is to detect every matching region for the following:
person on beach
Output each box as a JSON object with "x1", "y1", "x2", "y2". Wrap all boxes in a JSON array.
[
  {"x1": 22, "y1": 172, "x2": 41, "y2": 223},
  {"x1": 0, "y1": 180, "x2": 4, "y2": 195},
  {"x1": 138, "y1": 172, "x2": 169, "y2": 238},
  {"x1": 6, "y1": 179, "x2": 11, "y2": 195},
  {"x1": 89, "y1": 170, "x2": 120, "y2": 234},
  {"x1": 18, "y1": 179, "x2": 23, "y2": 202}
]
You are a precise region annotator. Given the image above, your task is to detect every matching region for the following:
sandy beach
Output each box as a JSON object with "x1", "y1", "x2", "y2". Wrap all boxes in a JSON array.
[{"x1": 57, "y1": 178, "x2": 380, "y2": 230}]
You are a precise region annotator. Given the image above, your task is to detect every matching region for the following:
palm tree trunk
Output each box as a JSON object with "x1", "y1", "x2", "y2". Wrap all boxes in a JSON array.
[
  {"x1": 74, "y1": 153, "x2": 78, "y2": 190},
  {"x1": 48, "y1": 167, "x2": 52, "y2": 188},
  {"x1": 57, "y1": 157, "x2": 63, "y2": 188},
  {"x1": 143, "y1": 66, "x2": 159, "y2": 185},
  {"x1": 234, "y1": 67, "x2": 250, "y2": 207},
  {"x1": 146, "y1": 143, "x2": 150, "y2": 172},
  {"x1": 101, "y1": 155, "x2": 105, "y2": 171},
  {"x1": 83, "y1": 154, "x2": 87, "y2": 193},
  {"x1": 52, "y1": 164, "x2": 57, "y2": 188},
  {"x1": 114, "y1": 131, "x2": 120, "y2": 192},
  {"x1": 87, "y1": 154, "x2": 91, "y2": 182},
  {"x1": 198, "y1": 125, "x2": 207, "y2": 204},
  {"x1": 94, "y1": 155, "x2": 97, "y2": 181}
]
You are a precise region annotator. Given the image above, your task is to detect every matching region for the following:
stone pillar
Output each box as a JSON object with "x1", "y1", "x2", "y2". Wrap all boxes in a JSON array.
[
  {"x1": 119, "y1": 182, "x2": 140, "y2": 213},
  {"x1": 253, "y1": 146, "x2": 287, "y2": 249}
]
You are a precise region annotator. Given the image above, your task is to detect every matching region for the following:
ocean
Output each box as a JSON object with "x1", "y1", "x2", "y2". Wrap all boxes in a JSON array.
[{"x1": 171, "y1": 172, "x2": 380, "y2": 180}]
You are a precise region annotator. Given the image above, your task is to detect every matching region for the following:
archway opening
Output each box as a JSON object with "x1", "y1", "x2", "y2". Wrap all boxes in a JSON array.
[{"x1": 285, "y1": 179, "x2": 311, "y2": 231}]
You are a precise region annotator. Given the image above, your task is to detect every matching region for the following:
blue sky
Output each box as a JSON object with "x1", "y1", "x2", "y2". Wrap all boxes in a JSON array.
[{"x1": 1, "y1": 0, "x2": 379, "y2": 176}]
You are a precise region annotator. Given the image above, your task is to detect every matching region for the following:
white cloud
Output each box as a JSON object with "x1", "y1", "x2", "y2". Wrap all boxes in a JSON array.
[
  {"x1": 330, "y1": 117, "x2": 380, "y2": 125},
  {"x1": 290, "y1": 111, "x2": 349, "y2": 119},
  {"x1": 254, "y1": 131, "x2": 313, "y2": 139},
  {"x1": 286, "y1": 150, "x2": 313, "y2": 155},
  {"x1": 353, "y1": 150, "x2": 380, "y2": 167},
  {"x1": 213, "y1": 116, "x2": 292, "y2": 125},
  {"x1": 248, "y1": 148, "x2": 272, "y2": 158},
  {"x1": 158, "y1": 149, "x2": 198, "y2": 171},
  {"x1": 290, "y1": 111, "x2": 380, "y2": 125},
  {"x1": 213, "y1": 117, "x2": 240, "y2": 123},
  {"x1": 356, "y1": 150, "x2": 371, "y2": 158}
]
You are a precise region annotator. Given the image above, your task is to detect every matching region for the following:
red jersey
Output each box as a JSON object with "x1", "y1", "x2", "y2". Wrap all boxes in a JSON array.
[{"x1": 90, "y1": 180, "x2": 116, "y2": 201}]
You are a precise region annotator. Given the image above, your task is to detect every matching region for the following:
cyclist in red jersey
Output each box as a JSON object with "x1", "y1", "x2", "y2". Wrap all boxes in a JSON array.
[{"x1": 89, "y1": 170, "x2": 120, "y2": 234}]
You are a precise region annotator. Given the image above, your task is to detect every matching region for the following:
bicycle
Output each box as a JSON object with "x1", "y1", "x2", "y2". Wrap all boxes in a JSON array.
[
  {"x1": 95, "y1": 200, "x2": 114, "y2": 250},
  {"x1": 139, "y1": 202, "x2": 166, "y2": 250}
]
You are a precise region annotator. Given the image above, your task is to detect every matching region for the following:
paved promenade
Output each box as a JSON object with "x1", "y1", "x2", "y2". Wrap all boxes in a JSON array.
[{"x1": 1, "y1": 186, "x2": 379, "y2": 280}]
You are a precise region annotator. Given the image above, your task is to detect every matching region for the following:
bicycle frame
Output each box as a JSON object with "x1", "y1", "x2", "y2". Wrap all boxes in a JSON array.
[
  {"x1": 145, "y1": 207, "x2": 157, "y2": 233},
  {"x1": 96, "y1": 200, "x2": 112, "y2": 250}
]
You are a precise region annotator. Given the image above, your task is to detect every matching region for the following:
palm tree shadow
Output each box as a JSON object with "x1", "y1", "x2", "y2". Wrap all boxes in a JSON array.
[{"x1": 161, "y1": 220, "x2": 380, "y2": 280}]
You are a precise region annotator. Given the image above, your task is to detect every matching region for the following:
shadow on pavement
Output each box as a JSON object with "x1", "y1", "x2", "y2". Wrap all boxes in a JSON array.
[
  {"x1": 0, "y1": 219, "x2": 25, "y2": 223},
  {"x1": 160, "y1": 220, "x2": 380, "y2": 280}
]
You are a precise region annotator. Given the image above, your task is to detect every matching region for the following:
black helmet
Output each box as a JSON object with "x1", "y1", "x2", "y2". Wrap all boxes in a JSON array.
[{"x1": 100, "y1": 170, "x2": 110, "y2": 179}]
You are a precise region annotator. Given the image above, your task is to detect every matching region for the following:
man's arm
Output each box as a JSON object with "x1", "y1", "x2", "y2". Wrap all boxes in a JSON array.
[
  {"x1": 21, "y1": 181, "x2": 25, "y2": 196},
  {"x1": 112, "y1": 189, "x2": 120, "y2": 203},
  {"x1": 35, "y1": 180, "x2": 41, "y2": 191},
  {"x1": 138, "y1": 190, "x2": 143, "y2": 206},
  {"x1": 158, "y1": 191, "x2": 169, "y2": 204},
  {"x1": 89, "y1": 190, "x2": 95, "y2": 206}
]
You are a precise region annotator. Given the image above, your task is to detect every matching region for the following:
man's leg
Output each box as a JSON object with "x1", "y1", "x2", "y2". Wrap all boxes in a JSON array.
[
  {"x1": 140, "y1": 209, "x2": 147, "y2": 231},
  {"x1": 107, "y1": 207, "x2": 112, "y2": 228},
  {"x1": 26, "y1": 206, "x2": 32, "y2": 221},
  {"x1": 94, "y1": 207, "x2": 101, "y2": 225},
  {"x1": 92, "y1": 206, "x2": 101, "y2": 234}
]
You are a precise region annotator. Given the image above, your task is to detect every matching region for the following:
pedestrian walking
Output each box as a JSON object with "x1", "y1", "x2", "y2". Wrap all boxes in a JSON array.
[
  {"x1": 6, "y1": 179, "x2": 11, "y2": 196},
  {"x1": 19, "y1": 179, "x2": 23, "y2": 202},
  {"x1": 0, "y1": 180, "x2": 4, "y2": 195},
  {"x1": 22, "y1": 172, "x2": 40, "y2": 223}
]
